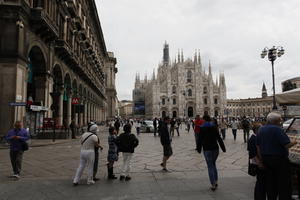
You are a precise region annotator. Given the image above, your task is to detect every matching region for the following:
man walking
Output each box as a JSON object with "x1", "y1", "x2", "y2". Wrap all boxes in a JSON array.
[
  {"x1": 256, "y1": 112, "x2": 296, "y2": 200},
  {"x1": 153, "y1": 118, "x2": 158, "y2": 137},
  {"x1": 231, "y1": 118, "x2": 238, "y2": 141},
  {"x1": 116, "y1": 124, "x2": 139, "y2": 181},
  {"x1": 6, "y1": 121, "x2": 29, "y2": 179},
  {"x1": 241, "y1": 116, "x2": 251, "y2": 143},
  {"x1": 159, "y1": 116, "x2": 173, "y2": 171}
]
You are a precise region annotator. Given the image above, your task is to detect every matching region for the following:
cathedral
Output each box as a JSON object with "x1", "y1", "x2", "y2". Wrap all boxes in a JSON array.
[{"x1": 133, "y1": 42, "x2": 227, "y2": 119}]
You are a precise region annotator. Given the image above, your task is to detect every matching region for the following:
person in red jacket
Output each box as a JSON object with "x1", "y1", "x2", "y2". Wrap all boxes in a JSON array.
[{"x1": 194, "y1": 115, "x2": 205, "y2": 150}]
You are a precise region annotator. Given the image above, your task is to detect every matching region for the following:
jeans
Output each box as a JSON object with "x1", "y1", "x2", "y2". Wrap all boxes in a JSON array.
[
  {"x1": 232, "y1": 129, "x2": 237, "y2": 141},
  {"x1": 262, "y1": 156, "x2": 292, "y2": 200},
  {"x1": 204, "y1": 150, "x2": 219, "y2": 185},
  {"x1": 136, "y1": 127, "x2": 140, "y2": 135},
  {"x1": 195, "y1": 133, "x2": 199, "y2": 149},
  {"x1": 255, "y1": 168, "x2": 267, "y2": 200},
  {"x1": 121, "y1": 152, "x2": 133, "y2": 177},
  {"x1": 73, "y1": 150, "x2": 95, "y2": 183},
  {"x1": 243, "y1": 129, "x2": 250, "y2": 143},
  {"x1": 10, "y1": 151, "x2": 23, "y2": 175},
  {"x1": 220, "y1": 129, "x2": 226, "y2": 140}
]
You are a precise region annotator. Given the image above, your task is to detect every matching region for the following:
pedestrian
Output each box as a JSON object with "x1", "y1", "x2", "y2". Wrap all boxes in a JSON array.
[
  {"x1": 136, "y1": 120, "x2": 141, "y2": 135},
  {"x1": 176, "y1": 119, "x2": 181, "y2": 136},
  {"x1": 70, "y1": 119, "x2": 76, "y2": 139},
  {"x1": 219, "y1": 119, "x2": 227, "y2": 140},
  {"x1": 247, "y1": 122, "x2": 266, "y2": 200},
  {"x1": 241, "y1": 116, "x2": 251, "y2": 143},
  {"x1": 73, "y1": 124, "x2": 102, "y2": 186},
  {"x1": 159, "y1": 116, "x2": 173, "y2": 171},
  {"x1": 116, "y1": 124, "x2": 139, "y2": 181},
  {"x1": 231, "y1": 118, "x2": 238, "y2": 141},
  {"x1": 194, "y1": 115, "x2": 205, "y2": 151},
  {"x1": 107, "y1": 127, "x2": 118, "y2": 180},
  {"x1": 170, "y1": 118, "x2": 176, "y2": 137},
  {"x1": 5, "y1": 121, "x2": 30, "y2": 179},
  {"x1": 186, "y1": 119, "x2": 191, "y2": 133},
  {"x1": 198, "y1": 115, "x2": 226, "y2": 191},
  {"x1": 114, "y1": 119, "x2": 121, "y2": 134},
  {"x1": 153, "y1": 118, "x2": 158, "y2": 137},
  {"x1": 256, "y1": 112, "x2": 296, "y2": 200}
]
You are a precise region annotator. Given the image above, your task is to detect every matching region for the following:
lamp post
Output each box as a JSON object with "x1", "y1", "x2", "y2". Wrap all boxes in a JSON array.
[{"x1": 261, "y1": 46, "x2": 285, "y2": 110}]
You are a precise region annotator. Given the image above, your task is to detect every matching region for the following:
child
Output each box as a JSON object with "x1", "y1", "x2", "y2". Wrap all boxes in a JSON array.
[{"x1": 107, "y1": 127, "x2": 118, "y2": 179}]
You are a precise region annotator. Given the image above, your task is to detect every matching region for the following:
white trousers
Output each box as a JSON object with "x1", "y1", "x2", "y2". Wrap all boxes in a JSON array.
[
  {"x1": 73, "y1": 150, "x2": 95, "y2": 183},
  {"x1": 121, "y1": 152, "x2": 133, "y2": 177}
]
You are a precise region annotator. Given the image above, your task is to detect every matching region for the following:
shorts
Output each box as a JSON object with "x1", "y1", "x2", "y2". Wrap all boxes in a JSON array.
[{"x1": 163, "y1": 145, "x2": 173, "y2": 157}]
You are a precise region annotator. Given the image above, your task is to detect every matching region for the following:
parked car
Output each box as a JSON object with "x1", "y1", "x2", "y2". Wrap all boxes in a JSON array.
[{"x1": 140, "y1": 120, "x2": 154, "y2": 133}]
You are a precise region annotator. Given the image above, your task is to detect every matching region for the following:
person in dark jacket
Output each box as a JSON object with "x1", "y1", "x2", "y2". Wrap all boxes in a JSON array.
[
  {"x1": 153, "y1": 118, "x2": 158, "y2": 137},
  {"x1": 198, "y1": 115, "x2": 226, "y2": 191},
  {"x1": 114, "y1": 119, "x2": 121, "y2": 134},
  {"x1": 159, "y1": 116, "x2": 172, "y2": 171},
  {"x1": 116, "y1": 124, "x2": 139, "y2": 181},
  {"x1": 247, "y1": 122, "x2": 266, "y2": 200},
  {"x1": 242, "y1": 116, "x2": 251, "y2": 143}
]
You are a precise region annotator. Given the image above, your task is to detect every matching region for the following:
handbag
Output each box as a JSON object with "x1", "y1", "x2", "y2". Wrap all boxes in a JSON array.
[
  {"x1": 248, "y1": 160, "x2": 258, "y2": 176},
  {"x1": 21, "y1": 141, "x2": 29, "y2": 151}
]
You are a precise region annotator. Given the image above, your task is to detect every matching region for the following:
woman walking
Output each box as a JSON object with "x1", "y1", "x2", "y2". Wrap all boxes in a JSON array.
[
  {"x1": 198, "y1": 115, "x2": 226, "y2": 191},
  {"x1": 107, "y1": 127, "x2": 118, "y2": 179}
]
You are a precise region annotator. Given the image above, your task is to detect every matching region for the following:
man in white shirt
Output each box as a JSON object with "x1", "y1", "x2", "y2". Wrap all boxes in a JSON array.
[{"x1": 73, "y1": 124, "x2": 102, "y2": 185}]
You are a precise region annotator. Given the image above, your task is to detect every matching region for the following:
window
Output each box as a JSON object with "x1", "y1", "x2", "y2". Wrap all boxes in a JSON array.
[
  {"x1": 188, "y1": 89, "x2": 192, "y2": 96},
  {"x1": 187, "y1": 70, "x2": 192, "y2": 83},
  {"x1": 204, "y1": 98, "x2": 207, "y2": 105},
  {"x1": 162, "y1": 98, "x2": 165, "y2": 105},
  {"x1": 173, "y1": 98, "x2": 176, "y2": 105},
  {"x1": 172, "y1": 86, "x2": 176, "y2": 94},
  {"x1": 214, "y1": 98, "x2": 218, "y2": 104},
  {"x1": 203, "y1": 87, "x2": 207, "y2": 94}
]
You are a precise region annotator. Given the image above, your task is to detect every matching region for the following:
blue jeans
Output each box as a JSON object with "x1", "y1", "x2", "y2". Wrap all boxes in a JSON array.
[{"x1": 204, "y1": 150, "x2": 219, "y2": 185}]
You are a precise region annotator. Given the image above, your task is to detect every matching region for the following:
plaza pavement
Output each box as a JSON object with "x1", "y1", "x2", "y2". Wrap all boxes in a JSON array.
[{"x1": 0, "y1": 126, "x2": 255, "y2": 200}]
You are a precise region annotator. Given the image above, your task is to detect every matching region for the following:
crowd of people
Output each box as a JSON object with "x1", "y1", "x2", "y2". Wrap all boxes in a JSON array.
[{"x1": 4, "y1": 112, "x2": 297, "y2": 199}]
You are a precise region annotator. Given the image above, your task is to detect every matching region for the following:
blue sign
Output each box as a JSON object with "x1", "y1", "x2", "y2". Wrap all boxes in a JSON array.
[{"x1": 9, "y1": 102, "x2": 27, "y2": 106}]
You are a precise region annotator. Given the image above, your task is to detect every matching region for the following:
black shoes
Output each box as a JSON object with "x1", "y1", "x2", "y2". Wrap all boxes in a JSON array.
[
  {"x1": 93, "y1": 178, "x2": 100, "y2": 182},
  {"x1": 73, "y1": 182, "x2": 78, "y2": 186},
  {"x1": 120, "y1": 175, "x2": 131, "y2": 181}
]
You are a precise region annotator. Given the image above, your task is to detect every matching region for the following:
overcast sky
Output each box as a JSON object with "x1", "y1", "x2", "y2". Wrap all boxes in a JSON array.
[{"x1": 96, "y1": 0, "x2": 300, "y2": 100}]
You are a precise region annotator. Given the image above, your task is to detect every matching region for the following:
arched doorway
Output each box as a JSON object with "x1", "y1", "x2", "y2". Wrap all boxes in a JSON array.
[
  {"x1": 188, "y1": 107, "x2": 194, "y2": 118},
  {"x1": 52, "y1": 65, "x2": 63, "y2": 125},
  {"x1": 27, "y1": 46, "x2": 47, "y2": 105},
  {"x1": 63, "y1": 74, "x2": 71, "y2": 127},
  {"x1": 172, "y1": 111, "x2": 177, "y2": 118},
  {"x1": 162, "y1": 111, "x2": 166, "y2": 118},
  {"x1": 72, "y1": 79, "x2": 78, "y2": 123}
]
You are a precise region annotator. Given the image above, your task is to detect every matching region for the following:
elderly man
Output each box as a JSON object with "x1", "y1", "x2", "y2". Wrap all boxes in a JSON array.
[
  {"x1": 6, "y1": 121, "x2": 29, "y2": 179},
  {"x1": 256, "y1": 112, "x2": 296, "y2": 200}
]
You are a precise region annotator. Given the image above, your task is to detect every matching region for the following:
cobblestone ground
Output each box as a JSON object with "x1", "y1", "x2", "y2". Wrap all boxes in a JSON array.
[{"x1": 0, "y1": 126, "x2": 255, "y2": 200}]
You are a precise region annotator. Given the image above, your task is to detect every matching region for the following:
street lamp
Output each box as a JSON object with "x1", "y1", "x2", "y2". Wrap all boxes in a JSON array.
[{"x1": 261, "y1": 46, "x2": 285, "y2": 110}]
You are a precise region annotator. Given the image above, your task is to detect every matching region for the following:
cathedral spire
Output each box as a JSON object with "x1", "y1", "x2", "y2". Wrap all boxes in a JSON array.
[
  {"x1": 178, "y1": 49, "x2": 181, "y2": 63},
  {"x1": 209, "y1": 60, "x2": 212, "y2": 75},
  {"x1": 194, "y1": 50, "x2": 197, "y2": 64},
  {"x1": 181, "y1": 49, "x2": 184, "y2": 63},
  {"x1": 198, "y1": 50, "x2": 201, "y2": 65},
  {"x1": 152, "y1": 69, "x2": 156, "y2": 80},
  {"x1": 163, "y1": 41, "x2": 170, "y2": 66}
]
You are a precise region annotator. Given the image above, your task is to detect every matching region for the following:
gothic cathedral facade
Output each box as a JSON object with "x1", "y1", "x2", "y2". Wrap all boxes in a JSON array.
[{"x1": 133, "y1": 42, "x2": 227, "y2": 119}]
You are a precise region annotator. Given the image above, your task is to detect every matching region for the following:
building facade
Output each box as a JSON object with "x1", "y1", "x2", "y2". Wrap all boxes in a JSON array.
[
  {"x1": 133, "y1": 42, "x2": 227, "y2": 119},
  {"x1": 119, "y1": 100, "x2": 133, "y2": 119},
  {"x1": 226, "y1": 83, "x2": 273, "y2": 118},
  {"x1": 0, "y1": 0, "x2": 117, "y2": 136},
  {"x1": 282, "y1": 77, "x2": 300, "y2": 92}
]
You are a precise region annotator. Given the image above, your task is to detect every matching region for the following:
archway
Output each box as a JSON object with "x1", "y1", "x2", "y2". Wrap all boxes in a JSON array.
[
  {"x1": 63, "y1": 74, "x2": 71, "y2": 127},
  {"x1": 72, "y1": 79, "x2": 78, "y2": 123},
  {"x1": 52, "y1": 65, "x2": 63, "y2": 125},
  {"x1": 27, "y1": 46, "x2": 47, "y2": 105},
  {"x1": 188, "y1": 107, "x2": 194, "y2": 118},
  {"x1": 162, "y1": 111, "x2": 166, "y2": 118},
  {"x1": 172, "y1": 111, "x2": 177, "y2": 118}
]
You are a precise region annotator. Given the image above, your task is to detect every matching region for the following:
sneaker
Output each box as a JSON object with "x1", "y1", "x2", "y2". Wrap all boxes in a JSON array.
[
  {"x1": 125, "y1": 176, "x2": 132, "y2": 181},
  {"x1": 93, "y1": 178, "x2": 100, "y2": 182},
  {"x1": 87, "y1": 180, "x2": 95, "y2": 185},
  {"x1": 13, "y1": 174, "x2": 20, "y2": 179},
  {"x1": 73, "y1": 182, "x2": 79, "y2": 186},
  {"x1": 119, "y1": 175, "x2": 125, "y2": 181}
]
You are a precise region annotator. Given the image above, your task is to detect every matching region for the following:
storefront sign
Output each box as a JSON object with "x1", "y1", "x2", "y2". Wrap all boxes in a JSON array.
[
  {"x1": 30, "y1": 105, "x2": 48, "y2": 112},
  {"x1": 9, "y1": 102, "x2": 27, "y2": 106},
  {"x1": 72, "y1": 98, "x2": 80, "y2": 105}
]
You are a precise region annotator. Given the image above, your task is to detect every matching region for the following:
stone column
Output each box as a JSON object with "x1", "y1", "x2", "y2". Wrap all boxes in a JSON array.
[
  {"x1": 67, "y1": 92, "x2": 72, "y2": 126},
  {"x1": 58, "y1": 89, "x2": 64, "y2": 126}
]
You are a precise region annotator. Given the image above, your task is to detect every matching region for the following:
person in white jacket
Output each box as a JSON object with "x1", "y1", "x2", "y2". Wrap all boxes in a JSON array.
[{"x1": 73, "y1": 124, "x2": 102, "y2": 186}]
